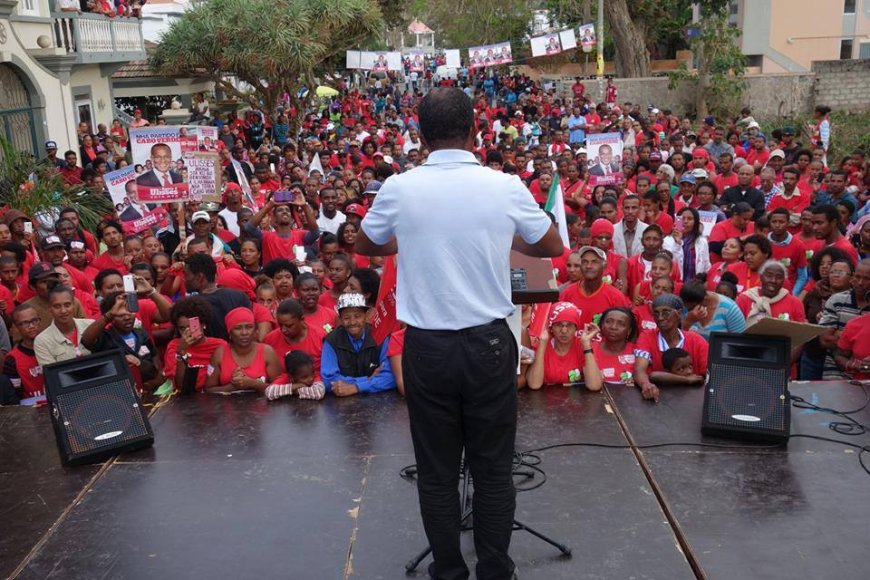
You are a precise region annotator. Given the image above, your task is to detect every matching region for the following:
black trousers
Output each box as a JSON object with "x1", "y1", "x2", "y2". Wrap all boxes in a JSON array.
[{"x1": 403, "y1": 319, "x2": 518, "y2": 580}]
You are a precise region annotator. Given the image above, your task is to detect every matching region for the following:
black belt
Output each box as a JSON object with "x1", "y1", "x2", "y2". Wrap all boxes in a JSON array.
[{"x1": 407, "y1": 319, "x2": 507, "y2": 335}]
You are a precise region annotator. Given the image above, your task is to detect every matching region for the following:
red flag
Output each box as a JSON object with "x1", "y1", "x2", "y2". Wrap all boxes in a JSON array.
[
  {"x1": 372, "y1": 255, "x2": 399, "y2": 344},
  {"x1": 527, "y1": 303, "x2": 552, "y2": 342}
]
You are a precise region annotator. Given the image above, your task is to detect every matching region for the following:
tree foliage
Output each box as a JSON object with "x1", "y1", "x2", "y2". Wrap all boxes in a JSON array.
[
  {"x1": 668, "y1": 0, "x2": 746, "y2": 119},
  {"x1": 151, "y1": 0, "x2": 383, "y2": 116},
  {"x1": 0, "y1": 135, "x2": 111, "y2": 231},
  {"x1": 410, "y1": 0, "x2": 533, "y2": 49}
]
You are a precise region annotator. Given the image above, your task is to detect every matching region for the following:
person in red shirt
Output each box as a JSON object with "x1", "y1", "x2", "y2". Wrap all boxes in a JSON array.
[
  {"x1": 164, "y1": 297, "x2": 227, "y2": 392},
  {"x1": 727, "y1": 234, "x2": 773, "y2": 292},
  {"x1": 811, "y1": 204, "x2": 860, "y2": 265},
  {"x1": 626, "y1": 226, "x2": 681, "y2": 297},
  {"x1": 634, "y1": 293, "x2": 709, "y2": 402},
  {"x1": 767, "y1": 208, "x2": 808, "y2": 292},
  {"x1": 746, "y1": 135, "x2": 771, "y2": 173},
  {"x1": 836, "y1": 313, "x2": 870, "y2": 380},
  {"x1": 589, "y1": 218, "x2": 628, "y2": 291},
  {"x1": 244, "y1": 193, "x2": 318, "y2": 264},
  {"x1": 295, "y1": 272, "x2": 338, "y2": 333},
  {"x1": 90, "y1": 220, "x2": 128, "y2": 274},
  {"x1": 713, "y1": 153, "x2": 739, "y2": 192},
  {"x1": 319, "y1": 254, "x2": 353, "y2": 312},
  {"x1": 634, "y1": 275, "x2": 675, "y2": 332},
  {"x1": 205, "y1": 307, "x2": 281, "y2": 394},
  {"x1": 559, "y1": 246, "x2": 630, "y2": 326},
  {"x1": 641, "y1": 191, "x2": 674, "y2": 235},
  {"x1": 264, "y1": 298, "x2": 326, "y2": 379},
  {"x1": 526, "y1": 301, "x2": 594, "y2": 389},
  {"x1": 767, "y1": 168, "x2": 810, "y2": 235},
  {"x1": 3, "y1": 304, "x2": 45, "y2": 399},
  {"x1": 708, "y1": 202, "x2": 755, "y2": 261},
  {"x1": 736, "y1": 260, "x2": 806, "y2": 328},
  {"x1": 587, "y1": 307, "x2": 638, "y2": 388}
]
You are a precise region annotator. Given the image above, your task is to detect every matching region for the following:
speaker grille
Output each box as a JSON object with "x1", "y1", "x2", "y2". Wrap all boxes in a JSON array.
[
  {"x1": 54, "y1": 381, "x2": 150, "y2": 455},
  {"x1": 706, "y1": 364, "x2": 789, "y2": 431}
]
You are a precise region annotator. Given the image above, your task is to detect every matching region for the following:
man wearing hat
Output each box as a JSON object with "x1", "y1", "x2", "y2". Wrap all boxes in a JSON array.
[
  {"x1": 219, "y1": 183, "x2": 246, "y2": 237},
  {"x1": 39, "y1": 235, "x2": 89, "y2": 291},
  {"x1": 22, "y1": 263, "x2": 85, "y2": 335},
  {"x1": 183, "y1": 205, "x2": 232, "y2": 258},
  {"x1": 357, "y1": 88, "x2": 561, "y2": 579},
  {"x1": 560, "y1": 246, "x2": 631, "y2": 326},
  {"x1": 780, "y1": 127, "x2": 801, "y2": 166},
  {"x1": 3, "y1": 209, "x2": 33, "y2": 247},
  {"x1": 320, "y1": 293, "x2": 395, "y2": 397},
  {"x1": 343, "y1": 203, "x2": 367, "y2": 229},
  {"x1": 43, "y1": 141, "x2": 65, "y2": 169}
]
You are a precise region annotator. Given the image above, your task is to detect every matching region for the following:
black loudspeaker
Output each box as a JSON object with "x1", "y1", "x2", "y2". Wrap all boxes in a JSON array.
[
  {"x1": 44, "y1": 350, "x2": 154, "y2": 466},
  {"x1": 702, "y1": 332, "x2": 791, "y2": 444}
]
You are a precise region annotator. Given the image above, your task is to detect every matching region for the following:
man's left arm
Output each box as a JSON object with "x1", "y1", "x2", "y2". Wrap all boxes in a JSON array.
[{"x1": 357, "y1": 181, "x2": 398, "y2": 256}]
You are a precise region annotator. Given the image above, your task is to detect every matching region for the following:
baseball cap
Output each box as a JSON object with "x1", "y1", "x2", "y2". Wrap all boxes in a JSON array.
[
  {"x1": 679, "y1": 174, "x2": 697, "y2": 185},
  {"x1": 691, "y1": 168, "x2": 709, "y2": 180},
  {"x1": 782, "y1": 127, "x2": 795, "y2": 136},
  {"x1": 769, "y1": 149, "x2": 785, "y2": 159},
  {"x1": 649, "y1": 152, "x2": 663, "y2": 161},
  {"x1": 191, "y1": 211, "x2": 210, "y2": 223},
  {"x1": 578, "y1": 246, "x2": 607, "y2": 263},
  {"x1": 41, "y1": 235, "x2": 65, "y2": 250},
  {"x1": 199, "y1": 201, "x2": 221, "y2": 213},
  {"x1": 747, "y1": 121, "x2": 761, "y2": 129},
  {"x1": 345, "y1": 203, "x2": 367, "y2": 218},
  {"x1": 363, "y1": 181, "x2": 382, "y2": 195},
  {"x1": 337, "y1": 292, "x2": 367, "y2": 312},
  {"x1": 45, "y1": 140, "x2": 58, "y2": 150},
  {"x1": 28, "y1": 262, "x2": 60, "y2": 284},
  {"x1": 575, "y1": 148, "x2": 588, "y2": 155}
]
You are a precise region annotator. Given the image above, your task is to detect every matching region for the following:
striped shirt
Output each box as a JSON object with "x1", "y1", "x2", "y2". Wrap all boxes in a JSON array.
[
  {"x1": 818, "y1": 289, "x2": 870, "y2": 379},
  {"x1": 688, "y1": 295, "x2": 746, "y2": 340}
]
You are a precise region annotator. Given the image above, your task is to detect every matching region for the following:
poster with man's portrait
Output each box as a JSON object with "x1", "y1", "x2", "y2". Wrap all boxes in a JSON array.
[{"x1": 586, "y1": 133, "x2": 624, "y2": 186}]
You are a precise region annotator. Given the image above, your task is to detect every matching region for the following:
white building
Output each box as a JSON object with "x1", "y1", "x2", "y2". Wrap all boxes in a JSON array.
[
  {"x1": 0, "y1": 0, "x2": 145, "y2": 155},
  {"x1": 140, "y1": 0, "x2": 189, "y2": 43}
]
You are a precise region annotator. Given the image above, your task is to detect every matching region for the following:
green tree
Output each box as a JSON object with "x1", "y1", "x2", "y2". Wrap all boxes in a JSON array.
[
  {"x1": 0, "y1": 135, "x2": 111, "y2": 231},
  {"x1": 410, "y1": 0, "x2": 532, "y2": 49},
  {"x1": 668, "y1": 0, "x2": 745, "y2": 119},
  {"x1": 151, "y1": 0, "x2": 383, "y2": 118}
]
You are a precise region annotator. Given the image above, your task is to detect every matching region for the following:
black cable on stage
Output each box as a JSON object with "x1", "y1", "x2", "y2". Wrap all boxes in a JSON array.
[{"x1": 790, "y1": 381, "x2": 870, "y2": 436}]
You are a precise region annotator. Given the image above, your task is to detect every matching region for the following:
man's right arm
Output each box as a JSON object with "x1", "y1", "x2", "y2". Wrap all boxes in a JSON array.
[{"x1": 512, "y1": 225, "x2": 563, "y2": 258}]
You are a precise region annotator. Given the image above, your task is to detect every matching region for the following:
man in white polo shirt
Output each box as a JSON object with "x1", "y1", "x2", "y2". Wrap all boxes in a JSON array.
[{"x1": 358, "y1": 87, "x2": 562, "y2": 580}]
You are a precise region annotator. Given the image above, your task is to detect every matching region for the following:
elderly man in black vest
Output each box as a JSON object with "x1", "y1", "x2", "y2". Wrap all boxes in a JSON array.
[{"x1": 321, "y1": 293, "x2": 395, "y2": 396}]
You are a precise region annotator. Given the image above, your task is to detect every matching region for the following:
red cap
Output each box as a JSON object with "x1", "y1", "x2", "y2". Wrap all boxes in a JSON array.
[
  {"x1": 590, "y1": 218, "x2": 614, "y2": 238},
  {"x1": 692, "y1": 148, "x2": 709, "y2": 159},
  {"x1": 345, "y1": 203, "x2": 367, "y2": 218}
]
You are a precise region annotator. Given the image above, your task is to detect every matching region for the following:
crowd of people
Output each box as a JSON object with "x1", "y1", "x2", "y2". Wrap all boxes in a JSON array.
[
  {"x1": 57, "y1": 0, "x2": 147, "y2": 18},
  {"x1": 2, "y1": 68, "x2": 869, "y2": 406}
]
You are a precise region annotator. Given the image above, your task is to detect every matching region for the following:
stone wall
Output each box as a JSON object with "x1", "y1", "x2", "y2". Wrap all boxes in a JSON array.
[
  {"x1": 522, "y1": 59, "x2": 867, "y2": 119},
  {"x1": 812, "y1": 59, "x2": 870, "y2": 112}
]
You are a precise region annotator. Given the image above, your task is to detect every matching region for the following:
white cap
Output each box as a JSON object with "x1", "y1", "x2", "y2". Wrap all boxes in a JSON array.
[
  {"x1": 769, "y1": 149, "x2": 785, "y2": 159},
  {"x1": 337, "y1": 292, "x2": 367, "y2": 311},
  {"x1": 747, "y1": 121, "x2": 760, "y2": 129},
  {"x1": 191, "y1": 211, "x2": 210, "y2": 223},
  {"x1": 575, "y1": 148, "x2": 588, "y2": 155}
]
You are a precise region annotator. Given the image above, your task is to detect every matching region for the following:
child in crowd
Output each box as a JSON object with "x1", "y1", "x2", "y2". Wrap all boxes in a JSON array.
[
  {"x1": 265, "y1": 351, "x2": 326, "y2": 401},
  {"x1": 662, "y1": 348, "x2": 694, "y2": 379}
]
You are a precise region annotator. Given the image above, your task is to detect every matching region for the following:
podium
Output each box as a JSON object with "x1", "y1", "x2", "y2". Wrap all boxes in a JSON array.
[{"x1": 510, "y1": 251, "x2": 560, "y2": 304}]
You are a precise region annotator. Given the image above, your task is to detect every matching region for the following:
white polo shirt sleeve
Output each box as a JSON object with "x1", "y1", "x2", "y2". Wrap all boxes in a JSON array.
[
  {"x1": 507, "y1": 175, "x2": 552, "y2": 244},
  {"x1": 360, "y1": 180, "x2": 398, "y2": 245}
]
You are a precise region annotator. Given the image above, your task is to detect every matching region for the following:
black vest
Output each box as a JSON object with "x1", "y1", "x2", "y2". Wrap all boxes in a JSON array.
[{"x1": 325, "y1": 326, "x2": 380, "y2": 378}]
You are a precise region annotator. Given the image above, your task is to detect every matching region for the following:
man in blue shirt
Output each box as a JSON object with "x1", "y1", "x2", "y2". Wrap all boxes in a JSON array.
[{"x1": 321, "y1": 293, "x2": 395, "y2": 396}]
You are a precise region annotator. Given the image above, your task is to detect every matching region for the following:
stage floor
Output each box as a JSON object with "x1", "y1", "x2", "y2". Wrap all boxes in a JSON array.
[{"x1": 2, "y1": 380, "x2": 869, "y2": 579}]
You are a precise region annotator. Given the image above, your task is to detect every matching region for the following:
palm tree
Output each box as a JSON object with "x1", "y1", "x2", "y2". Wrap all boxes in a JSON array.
[{"x1": 0, "y1": 135, "x2": 111, "y2": 231}]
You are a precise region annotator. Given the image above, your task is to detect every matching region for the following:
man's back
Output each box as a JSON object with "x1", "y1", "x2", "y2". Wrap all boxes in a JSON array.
[{"x1": 362, "y1": 149, "x2": 549, "y2": 330}]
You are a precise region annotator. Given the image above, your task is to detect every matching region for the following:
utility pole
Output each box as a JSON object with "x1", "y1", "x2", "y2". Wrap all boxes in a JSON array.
[{"x1": 597, "y1": 0, "x2": 604, "y2": 101}]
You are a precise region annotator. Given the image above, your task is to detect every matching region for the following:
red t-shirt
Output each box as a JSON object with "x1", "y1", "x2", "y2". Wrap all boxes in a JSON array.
[
  {"x1": 649, "y1": 212, "x2": 674, "y2": 236},
  {"x1": 746, "y1": 148, "x2": 770, "y2": 169},
  {"x1": 837, "y1": 314, "x2": 870, "y2": 380},
  {"x1": 635, "y1": 329, "x2": 709, "y2": 375},
  {"x1": 264, "y1": 323, "x2": 326, "y2": 379},
  {"x1": 592, "y1": 341, "x2": 636, "y2": 384},
  {"x1": 708, "y1": 220, "x2": 754, "y2": 244},
  {"x1": 542, "y1": 339, "x2": 585, "y2": 385},
  {"x1": 726, "y1": 262, "x2": 762, "y2": 292},
  {"x1": 551, "y1": 247, "x2": 572, "y2": 285},
  {"x1": 89, "y1": 251, "x2": 128, "y2": 275},
  {"x1": 0, "y1": 284, "x2": 14, "y2": 317},
  {"x1": 260, "y1": 230, "x2": 308, "y2": 264},
  {"x1": 798, "y1": 235, "x2": 825, "y2": 263},
  {"x1": 219, "y1": 343, "x2": 269, "y2": 385},
  {"x1": 305, "y1": 305, "x2": 338, "y2": 334},
  {"x1": 4, "y1": 344, "x2": 45, "y2": 397},
  {"x1": 164, "y1": 337, "x2": 227, "y2": 391},
  {"x1": 766, "y1": 191, "x2": 810, "y2": 216},
  {"x1": 559, "y1": 282, "x2": 631, "y2": 326},
  {"x1": 318, "y1": 290, "x2": 339, "y2": 312},
  {"x1": 633, "y1": 303, "x2": 658, "y2": 332},
  {"x1": 825, "y1": 237, "x2": 860, "y2": 265},
  {"x1": 386, "y1": 328, "x2": 405, "y2": 357},
  {"x1": 626, "y1": 255, "x2": 682, "y2": 296},
  {"x1": 706, "y1": 261, "x2": 740, "y2": 291},
  {"x1": 769, "y1": 235, "x2": 808, "y2": 284},
  {"x1": 736, "y1": 292, "x2": 806, "y2": 322}
]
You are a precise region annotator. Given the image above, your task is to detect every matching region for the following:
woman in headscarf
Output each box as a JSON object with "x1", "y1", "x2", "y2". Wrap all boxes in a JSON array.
[
  {"x1": 205, "y1": 307, "x2": 281, "y2": 394},
  {"x1": 526, "y1": 302, "x2": 601, "y2": 390},
  {"x1": 736, "y1": 260, "x2": 806, "y2": 326},
  {"x1": 589, "y1": 218, "x2": 627, "y2": 291},
  {"x1": 634, "y1": 293, "x2": 709, "y2": 401},
  {"x1": 217, "y1": 268, "x2": 275, "y2": 340}
]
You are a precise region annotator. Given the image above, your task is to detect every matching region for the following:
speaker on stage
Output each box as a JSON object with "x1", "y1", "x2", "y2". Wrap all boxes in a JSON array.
[
  {"x1": 702, "y1": 332, "x2": 791, "y2": 444},
  {"x1": 44, "y1": 350, "x2": 154, "y2": 466}
]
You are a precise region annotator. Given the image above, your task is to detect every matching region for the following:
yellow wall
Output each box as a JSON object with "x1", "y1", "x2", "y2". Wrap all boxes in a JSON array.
[{"x1": 769, "y1": 0, "x2": 847, "y2": 68}]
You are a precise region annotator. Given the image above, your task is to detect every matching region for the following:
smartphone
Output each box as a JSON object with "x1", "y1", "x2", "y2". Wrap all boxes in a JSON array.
[
  {"x1": 674, "y1": 215, "x2": 684, "y2": 233},
  {"x1": 188, "y1": 316, "x2": 203, "y2": 340},
  {"x1": 23, "y1": 221, "x2": 33, "y2": 234},
  {"x1": 294, "y1": 246, "x2": 307, "y2": 263},
  {"x1": 273, "y1": 190, "x2": 294, "y2": 203},
  {"x1": 269, "y1": 162, "x2": 276, "y2": 174},
  {"x1": 123, "y1": 274, "x2": 139, "y2": 313}
]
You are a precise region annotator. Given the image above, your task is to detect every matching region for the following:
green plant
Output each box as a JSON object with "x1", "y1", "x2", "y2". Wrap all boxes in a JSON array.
[
  {"x1": 760, "y1": 111, "x2": 870, "y2": 163},
  {"x1": 0, "y1": 135, "x2": 111, "y2": 231}
]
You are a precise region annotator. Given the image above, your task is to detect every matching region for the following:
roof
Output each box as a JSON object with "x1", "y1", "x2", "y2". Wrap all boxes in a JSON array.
[{"x1": 407, "y1": 19, "x2": 433, "y2": 34}]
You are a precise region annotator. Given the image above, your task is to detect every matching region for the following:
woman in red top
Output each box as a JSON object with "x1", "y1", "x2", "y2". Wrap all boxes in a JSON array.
[
  {"x1": 319, "y1": 254, "x2": 352, "y2": 311},
  {"x1": 206, "y1": 307, "x2": 281, "y2": 394},
  {"x1": 588, "y1": 307, "x2": 638, "y2": 388},
  {"x1": 164, "y1": 297, "x2": 227, "y2": 392},
  {"x1": 634, "y1": 275, "x2": 675, "y2": 332},
  {"x1": 264, "y1": 299, "x2": 326, "y2": 378},
  {"x1": 296, "y1": 272, "x2": 338, "y2": 333},
  {"x1": 836, "y1": 313, "x2": 870, "y2": 380},
  {"x1": 634, "y1": 293, "x2": 709, "y2": 402},
  {"x1": 736, "y1": 261, "x2": 806, "y2": 325},
  {"x1": 727, "y1": 234, "x2": 772, "y2": 292},
  {"x1": 527, "y1": 302, "x2": 599, "y2": 390},
  {"x1": 337, "y1": 222, "x2": 370, "y2": 268},
  {"x1": 110, "y1": 119, "x2": 127, "y2": 148},
  {"x1": 589, "y1": 219, "x2": 628, "y2": 292},
  {"x1": 706, "y1": 237, "x2": 743, "y2": 291}
]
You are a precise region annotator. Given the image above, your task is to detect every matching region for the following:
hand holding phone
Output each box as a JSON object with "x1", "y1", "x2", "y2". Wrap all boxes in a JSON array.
[
  {"x1": 23, "y1": 221, "x2": 33, "y2": 234},
  {"x1": 123, "y1": 275, "x2": 139, "y2": 313},
  {"x1": 188, "y1": 316, "x2": 203, "y2": 340},
  {"x1": 674, "y1": 215, "x2": 684, "y2": 233},
  {"x1": 273, "y1": 190, "x2": 293, "y2": 204}
]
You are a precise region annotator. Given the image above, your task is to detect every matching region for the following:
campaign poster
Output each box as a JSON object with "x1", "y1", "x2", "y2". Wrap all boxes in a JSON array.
[
  {"x1": 559, "y1": 29, "x2": 577, "y2": 51},
  {"x1": 467, "y1": 41, "x2": 512, "y2": 69},
  {"x1": 531, "y1": 33, "x2": 562, "y2": 57},
  {"x1": 360, "y1": 51, "x2": 402, "y2": 72},
  {"x1": 578, "y1": 23, "x2": 596, "y2": 49},
  {"x1": 444, "y1": 49, "x2": 461, "y2": 69},
  {"x1": 129, "y1": 126, "x2": 191, "y2": 203},
  {"x1": 408, "y1": 50, "x2": 425, "y2": 73},
  {"x1": 105, "y1": 165, "x2": 169, "y2": 235},
  {"x1": 586, "y1": 132, "x2": 624, "y2": 186},
  {"x1": 184, "y1": 152, "x2": 221, "y2": 202},
  {"x1": 698, "y1": 210, "x2": 719, "y2": 237}
]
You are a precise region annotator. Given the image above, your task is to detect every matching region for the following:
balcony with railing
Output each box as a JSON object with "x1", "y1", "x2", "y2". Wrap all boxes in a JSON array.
[{"x1": 50, "y1": 12, "x2": 145, "y2": 64}]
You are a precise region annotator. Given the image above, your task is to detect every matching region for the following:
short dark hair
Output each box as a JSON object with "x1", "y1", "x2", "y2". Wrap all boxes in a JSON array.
[
  {"x1": 743, "y1": 233, "x2": 772, "y2": 257},
  {"x1": 185, "y1": 252, "x2": 217, "y2": 283},
  {"x1": 294, "y1": 272, "x2": 319, "y2": 289},
  {"x1": 418, "y1": 87, "x2": 474, "y2": 149},
  {"x1": 352, "y1": 268, "x2": 381, "y2": 305},
  {"x1": 679, "y1": 280, "x2": 707, "y2": 307},
  {"x1": 170, "y1": 296, "x2": 213, "y2": 328},
  {"x1": 95, "y1": 268, "x2": 123, "y2": 292},
  {"x1": 100, "y1": 291, "x2": 126, "y2": 316},
  {"x1": 276, "y1": 298, "x2": 303, "y2": 318},
  {"x1": 284, "y1": 350, "x2": 313, "y2": 377},
  {"x1": 811, "y1": 204, "x2": 839, "y2": 223},
  {"x1": 662, "y1": 347, "x2": 691, "y2": 371},
  {"x1": 263, "y1": 259, "x2": 299, "y2": 280}
]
